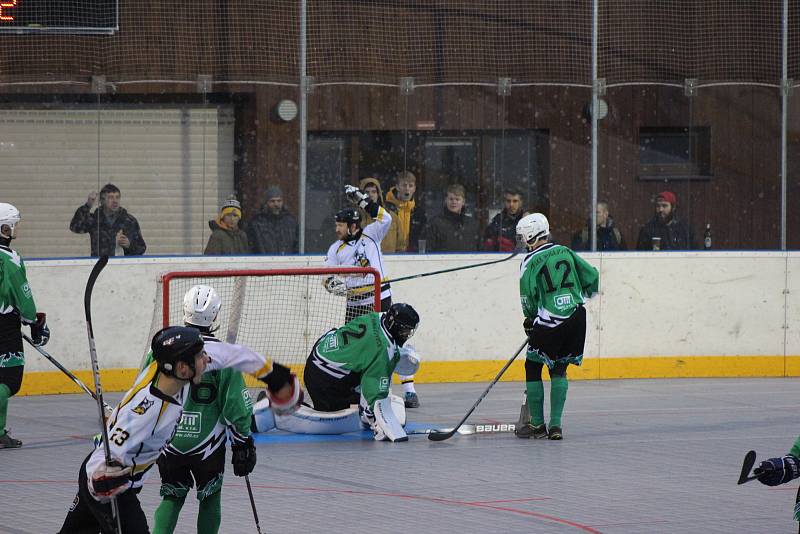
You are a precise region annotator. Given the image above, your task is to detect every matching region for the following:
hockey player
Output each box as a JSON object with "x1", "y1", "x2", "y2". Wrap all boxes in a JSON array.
[
  {"x1": 324, "y1": 185, "x2": 421, "y2": 409},
  {"x1": 514, "y1": 213, "x2": 598, "y2": 441},
  {"x1": 58, "y1": 326, "x2": 301, "y2": 534},
  {"x1": 148, "y1": 285, "x2": 255, "y2": 534},
  {"x1": 303, "y1": 302, "x2": 420, "y2": 442},
  {"x1": 0, "y1": 203, "x2": 49, "y2": 449}
]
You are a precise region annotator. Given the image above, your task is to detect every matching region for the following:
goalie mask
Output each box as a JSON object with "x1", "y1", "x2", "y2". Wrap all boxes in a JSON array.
[
  {"x1": 183, "y1": 285, "x2": 221, "y2": 330},
  {"x1": 0, "y1": 203, "x2": 21, "y2": 240},
  {"x1": 151, "y1": 326, "x2": 205, "y2": 378},
  {"x1": 516, "y1": 213, "x2": 550, "y2": 247},
  {"x1": 382, "y1": 303, "x2": 420, "y2": 346}
]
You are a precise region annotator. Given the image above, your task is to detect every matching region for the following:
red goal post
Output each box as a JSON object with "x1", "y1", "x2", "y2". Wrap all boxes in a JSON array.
[{"x1": 150, "y1": 267, "x2": 381, "y2": 373}]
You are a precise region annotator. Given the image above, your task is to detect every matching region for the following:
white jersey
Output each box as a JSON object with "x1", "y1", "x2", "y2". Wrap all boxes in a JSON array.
[
  {"x1": 325, "y1": 206, "x2": 392, "y2": 306},
  {"x1": 85, "y1": 341, "x2": 271, "y2": 491}
]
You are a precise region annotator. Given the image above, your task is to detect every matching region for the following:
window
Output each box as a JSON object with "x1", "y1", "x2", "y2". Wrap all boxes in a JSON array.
[{"x1": 638, "y1": 126, "x2": 711, "y2": 180}]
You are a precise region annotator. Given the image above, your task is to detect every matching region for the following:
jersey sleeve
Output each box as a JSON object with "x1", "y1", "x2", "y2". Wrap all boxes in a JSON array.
[
  {"x1": 7, "y1": 260, "x2": 37, "y2": 323},
  {"x1": 570, "y1": 250, "x2": 600, "y2": 298},
  {"x1": 790, "y1": 435, "x2": 800, "y2": 458},
  {"x1": 363, "y1": 206, "x2": 392, "y2": 243},
  {"x1": 324, "y1": 241, "x2": 340, "y2": 266},
  {"x1": 203, "y1": 340, "x2": 275, "y2": 379},
  {"x1": 219, "y1": 369, "x2": 254, "y2": 443}
]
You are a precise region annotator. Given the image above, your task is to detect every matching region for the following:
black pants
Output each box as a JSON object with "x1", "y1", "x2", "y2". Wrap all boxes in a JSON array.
[
  {"x1": 58, "y1": 453, "x2": 149, "y2": 534},
  {"x1": 157, "y1": 445, "x2": 225, "y2": 500},
  {"x1": 303, "y1": 351, "x2": 361, "y2": 412},
  {"x1": 0, "y1": 365, "x2": 24, "y2": 396}
]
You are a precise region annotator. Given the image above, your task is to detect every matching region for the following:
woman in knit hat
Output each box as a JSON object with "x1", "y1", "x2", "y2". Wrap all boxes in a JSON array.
[{"x1": 204, "y1": 196, "x2": 251, "y2": 255}]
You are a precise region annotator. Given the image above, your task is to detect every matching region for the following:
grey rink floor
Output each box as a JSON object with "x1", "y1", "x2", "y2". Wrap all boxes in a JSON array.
[{"x1": 2, "y1": 379, "x2": 799, "y2": 534}]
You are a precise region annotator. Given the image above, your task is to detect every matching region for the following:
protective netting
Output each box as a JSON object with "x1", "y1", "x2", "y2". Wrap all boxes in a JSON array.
[
  {"x1": 0, "y1": 1, "x2": 795, "y2": 88},
  {"x1": 149, "y1": 268, "x2": 380, "y2": 369}
]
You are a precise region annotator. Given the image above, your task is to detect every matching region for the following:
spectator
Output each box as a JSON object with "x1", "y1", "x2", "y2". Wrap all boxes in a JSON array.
[
  {"x1": 636, "y1": 191, "x2": 694, "y2": 250},
  {"x1": 483, "y1": 188, "x2": 525, "y2": 251},
  {"x1": 359, "y1": 177, "x2": 402, "y2": 253},
  {"x1": 69, "y1": 183, "x2": 146, "y2": 257},
  {"x1": 247, "y1": 186, "x2": 299, "y2": 254},
  {"x1": 572, "y1": 201, "x2": 626, "y2": 251},
  {"x1": 204, "y1": 196, "x2": 250, "y2": 255},
  {"x1": 384, "y1": 171, "x2": 426, "y2": 252},
  {"x1": 424, "y1": 183, "x2": 480, "y2": 252}
]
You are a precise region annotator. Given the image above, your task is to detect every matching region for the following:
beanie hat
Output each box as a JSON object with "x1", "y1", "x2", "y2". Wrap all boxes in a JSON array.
[
  {"x1": 656, "y1": 191, "x2": 677, "y2": 206},
  {"x1": 220, "y1": 196, "x2": 242, "y2": 219},
  {"x1": 265, "y1": 186, "x2": 283, "y2": 201}
]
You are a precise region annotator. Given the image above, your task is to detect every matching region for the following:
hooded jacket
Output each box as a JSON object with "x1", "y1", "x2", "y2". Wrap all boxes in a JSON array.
[
  {"x1": 482, "y1": 209, "x2": 524, "y2": 252},
  {"x1": 69, "y1": 204, "x2": 146, "y2": 256},
  {"x1": 384, "y1": 187, "x2": 426, "y2": 252},
  {"x1": 246, "y1": 208, "x2": 299, "y2": 255},
  {"x1": 358, "y1": 177, "x2": 402, "y2": 253},
  {"x1": 204, "y1": 219, "x2": 251, "y2": 255},
  {"x1": 425, "y1": 206, "x2": 480, "y2": 252},
  {"x1": 572, "y1": 215, "x2": 626, "y2": 251}
]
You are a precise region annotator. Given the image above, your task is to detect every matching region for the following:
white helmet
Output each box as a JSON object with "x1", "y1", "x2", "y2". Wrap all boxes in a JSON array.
[
  {"x1": 0, "y1": 203, "x2": 20, "y2": 239},
  {"x1": 183, "y1": 285, "x2": 221, "y2": 328},
  {"x1": 516, "y1": 213, "x2": 550, "y2": 246}
]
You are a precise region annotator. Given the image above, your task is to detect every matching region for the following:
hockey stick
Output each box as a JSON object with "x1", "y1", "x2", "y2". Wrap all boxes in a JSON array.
[
  {"x1": 244, "y1": 475, "x2": 264, "y2": 534},
  {"x1": 390, "y1": 251, "x2": 519, "y2": 284},
  {"x1": 83, "y1": 256, "x2": 122, "y2": 534},
  {"x1": 408, "y1": 423, "x2": 517, "y2": 436},
  {"x1": 429, "y1": 339, "x2": 528, "y2": 442},
  {"x1": 737, "y1": 450, "x2": 759, "y2": 484},
  {"x1": 22, "y1": 334, "x2": 112, "y2": 412}
]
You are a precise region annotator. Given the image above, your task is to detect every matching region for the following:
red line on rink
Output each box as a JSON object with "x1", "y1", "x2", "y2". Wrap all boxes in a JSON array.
[
  {"x1": 236, "y1": 483, "x2": 603, "y2": 533},
  {"x1": 464, "y1": 497, "x2": 552, "y2": 504}
]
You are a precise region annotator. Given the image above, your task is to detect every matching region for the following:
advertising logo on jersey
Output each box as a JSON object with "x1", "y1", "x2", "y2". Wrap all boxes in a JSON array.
[
  {"x1": 177, "y1": 411, "x2": 202, "y2": 436},
  {"x1": 554, "y1": 294, "x2": 573, "y2": 311},
  {"x1": 324, "y1": 332, "x2": 339, "y2": 351},
  {"x1": 21, "y1": 282, "x2": 31, "y2": 298},
  {"x1": 132, "y1": 397, "x2": 154, "y2": 415}
]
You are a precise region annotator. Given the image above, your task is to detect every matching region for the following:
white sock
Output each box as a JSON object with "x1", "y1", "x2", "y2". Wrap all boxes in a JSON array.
[{"x1": 399, "y1": 376, "x2": 416, "y2": 394}]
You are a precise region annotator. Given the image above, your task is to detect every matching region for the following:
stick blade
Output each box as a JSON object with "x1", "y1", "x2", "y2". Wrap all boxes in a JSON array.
[
  {"x1": 738, "y1": 450, "x2": 758, "y2": 485},
  {"x1": 428, "y1": 430, "x2": 456, "y2": 442}
]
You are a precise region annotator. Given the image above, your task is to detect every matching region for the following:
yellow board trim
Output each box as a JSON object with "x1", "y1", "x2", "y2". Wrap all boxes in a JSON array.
[{"x1": 16, "y1": 356, "x2": 800, "y2": 396}]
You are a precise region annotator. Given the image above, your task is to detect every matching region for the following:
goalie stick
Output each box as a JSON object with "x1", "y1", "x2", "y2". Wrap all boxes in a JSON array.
[
  {"x1": 737, "y1": 450, "x2": 759, "y2": 484},
  {"x1": 429, "y1": 339, "x2": 528, "y2": 442},
  {"x1": 408, "y1": 423, "x2": 517, "y2": 436},
  {"x1": 83, "y1": 256, "x2": 122, "y2": 534}
]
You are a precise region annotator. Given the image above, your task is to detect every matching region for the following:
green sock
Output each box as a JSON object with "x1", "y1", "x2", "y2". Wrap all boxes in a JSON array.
[
  {"x1": 525, "y1": 381, "x2": 545, "y2": 426},
  {"x1": 198, "y1": 490, "x2": 222, "y2": 534},
  {"x1": 152, "y1": 495, "x2": 185, "y2": 534},
  {"x1": 549, "y1": 376, "x2": 569, "y2": 428},
  {"x1": 0, "y1": 383, "x2": 10, "y2": 436}
]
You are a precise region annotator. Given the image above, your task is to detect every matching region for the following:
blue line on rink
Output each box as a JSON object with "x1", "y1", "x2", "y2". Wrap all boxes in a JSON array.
[{"x1": 252, "y1": 422, "x2": 433, "y2": 444}]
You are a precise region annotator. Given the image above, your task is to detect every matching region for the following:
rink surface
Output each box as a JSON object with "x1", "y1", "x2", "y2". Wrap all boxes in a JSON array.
[{"x1": 2, "y1": 378, "x2": 799, "y2": 533}]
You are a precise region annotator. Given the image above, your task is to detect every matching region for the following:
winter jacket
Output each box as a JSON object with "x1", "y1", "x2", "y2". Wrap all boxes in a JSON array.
[
  {"x1": 358, "y1": 177, "x2": 402, "y2": 253},
  {"x1": 482, "y1": 209, "x2": 524, "y2": 252},
  {"x1": 425, "y1": 208, "x2": 480, "y2": 252},
  {"x1": 204, "y1": 219, "x2": 251, "y2": 255},
  {"x1": 246, "y1": 209, "x2": 299, "y2": 255},
  {"x1": 636, "y1": 214, "x2": 694, "y2": 250},
  {"x1": 384, "y1": 187, "x2": 427, "y2": 252},
  {"x1": 572, "y1": 216, "x2": 626, "y2": 251},
  {"x1": 69, "y1": 205, "x2": 146, "y2": 256}
]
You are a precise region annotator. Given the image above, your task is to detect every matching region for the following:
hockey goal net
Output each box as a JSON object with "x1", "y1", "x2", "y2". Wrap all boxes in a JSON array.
[{"x1": 148, "y1": 267, "x2": 381, "y2": 372}]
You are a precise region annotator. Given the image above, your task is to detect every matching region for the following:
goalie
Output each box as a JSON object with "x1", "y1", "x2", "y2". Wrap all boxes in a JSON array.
[{"x1": 299, "y1": 302, "x2": 421, "y2": 442}]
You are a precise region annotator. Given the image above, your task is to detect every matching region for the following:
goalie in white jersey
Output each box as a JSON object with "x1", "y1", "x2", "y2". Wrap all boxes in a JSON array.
[{"x1": 58, "y1": 326, "x2": 302, "y2": 534}]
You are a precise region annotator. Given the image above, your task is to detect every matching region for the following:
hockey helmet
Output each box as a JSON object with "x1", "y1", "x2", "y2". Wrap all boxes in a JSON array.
[
  {"x1": 183, "y1": 285, "x2": 221, "y2": 330},
  {"x1": 0, "y1": 203, "x2": 21, "y2": 239},
  {"x1": 382, "y1": 303, "x2": 420, "y2": 346},
  {"x1": 335, "y1": 208, "x2": 361, "y2": 226},
  {"x1": 151, "y1": 326, "x2": 205, "y2": 376},
  {"x1": 516, "y1": 213, "x2": 550, "y2": 246}
]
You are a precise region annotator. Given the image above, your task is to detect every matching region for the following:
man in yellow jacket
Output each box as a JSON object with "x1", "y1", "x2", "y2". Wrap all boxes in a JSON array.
[{"x1": 384, "y1": 171, "x2": 426, "y2": 253}]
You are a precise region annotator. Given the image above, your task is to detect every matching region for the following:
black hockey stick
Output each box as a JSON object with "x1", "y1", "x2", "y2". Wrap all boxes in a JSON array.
[
  {"x1": 737, "y1": 450, "x2": 759, "y2": 484},
  {"x1": 429, "y1": 339, "x2": 528, "y2": 442},
  {"x1": 408, "y1": 423, "x2": 517, "y2": 436},
  {"x1": 390, "y1": 251, "x2": 519, "y2": 284},
  {"x1": 83, "y1": 256, "x2": 122, "y2": 534},
  {"x1": 244, "y1": 475, "x2": 263, "y2": 534},
  {"x1": 22, "y1": 334, "x2": 112, "y2": 412}
]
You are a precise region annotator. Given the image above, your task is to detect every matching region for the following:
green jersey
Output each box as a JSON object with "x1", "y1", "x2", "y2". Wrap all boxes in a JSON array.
[
  {"x1": 0, "y1": 245, "x2": 37, "y2": 368},
  {"x1": 312, "y1": 312, "x2": 400, "y2": 407},
  {"x1": 142, "y1": 338, "x2": 253, "y2": 457},
  {"x1": 519, "y1": 242, "x2": 599, "y2": 326}
]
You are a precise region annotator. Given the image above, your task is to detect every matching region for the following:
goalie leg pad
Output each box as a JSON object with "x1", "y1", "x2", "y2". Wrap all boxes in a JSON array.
[
  {"x1": 372, "y1": 396, "x2": 408, "y2": 442},
  {"x1": 252, "y1": 397, "x2": 277, "y2": 433},
  {"x1": 390, "y1": 393, "x2": 407, "y2": 427},
  {"x1": 275, "y1": 405, "x2": 362, "y2": 434}
]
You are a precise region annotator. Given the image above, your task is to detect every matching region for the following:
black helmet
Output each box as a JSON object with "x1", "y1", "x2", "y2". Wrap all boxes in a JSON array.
[
  {"x1": 382, "y1": 303, "x2": 420, "y2": 346},
  {"x1": 335, "y1": 208, "x2": 361, "y2": 225},
  {"x1": 151, "y1": 326, "x2": 205, "y2": 376}
]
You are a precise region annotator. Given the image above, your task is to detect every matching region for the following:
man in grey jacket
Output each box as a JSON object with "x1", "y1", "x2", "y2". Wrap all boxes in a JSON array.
[{"x1": 246, "y1": 186, "x2": 299, "y2": 254}]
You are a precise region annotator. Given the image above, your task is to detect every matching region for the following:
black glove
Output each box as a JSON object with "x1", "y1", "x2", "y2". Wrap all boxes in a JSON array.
[
  {"x1": 231, "y1": 435, "x2": 257, "y2": 477},
  {"x1": 523, "y1": 317, "x2": 535, "y2": 340},
  {"x1": 756, "y1": 455, "x2": 800, "y2": 486},
  {"x1": 30, "y1": 312, "x2": 50, "y2": 347}
]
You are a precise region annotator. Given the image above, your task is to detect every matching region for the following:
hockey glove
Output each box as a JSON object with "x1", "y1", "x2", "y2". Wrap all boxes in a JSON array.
[
  {"x1": 523, "y1": 317, "x2": 535, "y2": 341},
  {"x1": 231, "y1": 435, "x2": 257, "y2": 477},
  {"x1": 261, "y1": 362, "x2": 303, "y2": 415},
  {"x1": 88, "y1": 461, "x2": 132, "y2": 502},
  {"x1": 756, "y1": 455, "x2": 800, "y2": 486},
  {"x1": 395, "y1": 344, "x2": 421, "y2": 376},
  {"x1": 323, "y1": 276, "x2": 348, "y2": 297},
  {"x1": 30, "y1": 312, "x2": 50, "y2": 347},
  {"x1": 344, "y1": 185, "x2": 369, "y2": 209}
]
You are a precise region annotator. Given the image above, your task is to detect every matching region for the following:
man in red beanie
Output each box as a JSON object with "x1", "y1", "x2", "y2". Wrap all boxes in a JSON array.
[{"x1": 635, "y1": 191, "x2": 694, "y2": 250}]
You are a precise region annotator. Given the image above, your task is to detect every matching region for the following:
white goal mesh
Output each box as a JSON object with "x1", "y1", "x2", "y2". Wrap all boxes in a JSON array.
[{"x1": 148, "y1": 267, "x2": 381, "y2": 372}]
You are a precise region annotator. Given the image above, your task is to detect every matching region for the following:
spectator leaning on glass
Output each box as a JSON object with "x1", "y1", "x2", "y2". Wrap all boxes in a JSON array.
[
  {"x1": 204, "y1": 196, "x2": 250, "y2": 255},
  {"x1": 424, "y1": 183, "x2": 480, "y2": 252},
  {"x1": 359, "y1": 177, "x2": 402, "y2": 253},
  {"x1": 246, "y1": 186, "x2": 299, "y2": 255},
  {"x1": 482, "y1": 188, "x2": 525, "y2": 252},
  {"x1": 571, "y1": 201, "x2": 626, "y2": 251},
  {"x1": 635, "y1": 191, "x2": 694, "y2": 251},
  {"x1": 384, "y1": 171, "x2": 426, "y2": 252},
  {"x1": 69, "y1": 183, "x2": 146, "y2": 257}
]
